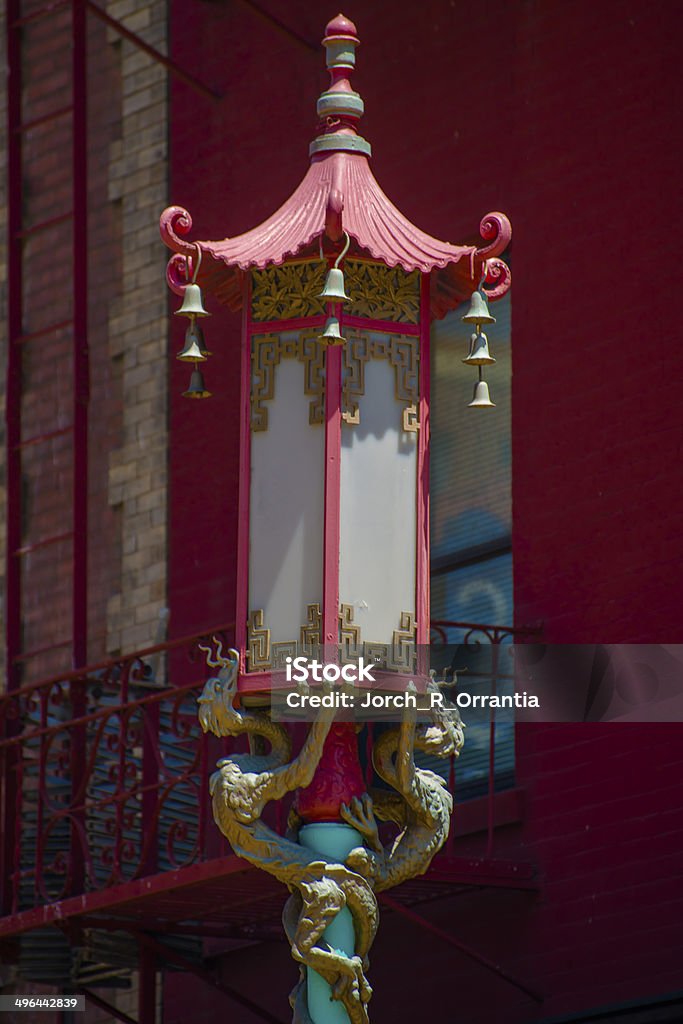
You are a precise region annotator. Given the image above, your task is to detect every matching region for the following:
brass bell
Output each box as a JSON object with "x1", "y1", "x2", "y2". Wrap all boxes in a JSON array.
[
  {"x1": 463, "y1": 330, "x2": 495, "y2": 366},
  {"x1": 468, "y1": 379, "x2": 495, "y2": 408},
  {"x1": 182, "y1": 364, "x2": 211, "y2": 399},
  {"x1": 462, "y1": 289, "x2": 496, "y2": 325},
  {"x1": 319, "y1": 316, "x2": 346, "y2": 345},
  {"x1": 175, "y1": 282, "x2": 210, "y2": 318},
  {"x1": 177, "y1": 320, "x2": 210, "y2": 361},
  {"x1": 318, "y1": 267, "x2": 351, "y2": 304}
]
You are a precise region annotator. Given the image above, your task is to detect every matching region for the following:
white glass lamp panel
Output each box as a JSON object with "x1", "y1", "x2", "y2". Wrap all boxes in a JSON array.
[
  {"x1": 340, "y1": 357, "x2": 417, "y2": 645},
  {"x1": 249, "y1": 356, "x2": 324, "y2": 644}
]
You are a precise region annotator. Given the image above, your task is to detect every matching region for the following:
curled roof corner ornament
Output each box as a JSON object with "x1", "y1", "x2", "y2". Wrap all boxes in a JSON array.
[
  {"x1": 470, "y1": 212, "x2": 512, "y2": 302},
  {"x1": 161, "y1": 205, "x2": 204, "y2": 297},
  {"x1": 160, "y1": 204, "x2": 195, "y2": 256},
  {"x1": 476, "y1": 211, "x2": 512, "y2": 259},
  {"x1": 481, "y1": 258, "x2": 512, "y2": 302},
  {"x1": 166, "y1": 252, "x2": 190, "y2": 298}
]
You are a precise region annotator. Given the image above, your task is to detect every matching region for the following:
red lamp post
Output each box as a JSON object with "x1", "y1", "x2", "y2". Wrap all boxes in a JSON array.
[{"x1": 161, "y1": 14, "x2": 510, "y2": 1023}]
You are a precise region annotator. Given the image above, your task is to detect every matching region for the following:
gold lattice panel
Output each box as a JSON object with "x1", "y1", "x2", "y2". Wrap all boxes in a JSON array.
[
  {"x1": 345, "y1": 261, "x2": 420, "y2": 324},
  {"x1": 250, "y1": 260, "x2": 420, "y2": 324},
  {"x1": 251, "y1": 262, "x2": 327, "y2": 321}
]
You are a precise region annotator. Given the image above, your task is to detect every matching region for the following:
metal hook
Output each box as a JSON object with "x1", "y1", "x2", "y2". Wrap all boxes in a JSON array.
[
  {"x1": 191, "y1": 243, "x2": 202, "y2": 284},
  {"x1": 334, "y1": 231, "x2": 351, "y2": 269},
  {"x1": 319, "y1": 231, "x2": 351, "y2": 266}
]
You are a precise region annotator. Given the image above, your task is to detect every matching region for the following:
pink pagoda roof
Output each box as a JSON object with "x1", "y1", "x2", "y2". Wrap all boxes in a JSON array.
[{"x1": 160, "y1": 14, "x2": 511, "y2": 320}]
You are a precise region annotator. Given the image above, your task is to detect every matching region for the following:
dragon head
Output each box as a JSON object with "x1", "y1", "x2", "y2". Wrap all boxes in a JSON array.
[
  {"x1": 196, "y1": 639, "x2": 241, "y2": 737},
  {"x1": 421, "y1": 677, "x2": 465, "y2": 758}
]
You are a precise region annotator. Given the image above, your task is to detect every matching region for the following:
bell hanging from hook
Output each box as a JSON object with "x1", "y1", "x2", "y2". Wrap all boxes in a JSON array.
[
  {"x1": 468, "y1": 377, "x2": 495, "y2": 408},
  {"x1": 182, "y1": 362, "x2": 211, "y2": 399},
  {"x1": 318, "y1": 231, "x2": 352, "y2": 303},
  {"x1": 319, "y1": 316, "x2": 346, "y2": 346},
  {"x1": 462, "y1": 289, "x2": 496, "y2": 325},
  {"x1": 175, "y1": 282, "x2": 210, "y2": 318},
  {"x1": 319, "y1": 267, "x2": 351, "y2": 303},
  {"x1": 175, "y1": 245, "x2": 210, "y2": 319},
  {"x1": 463, "y1": 329, "x2": 495, "y2": 366},
  {"x1": 177, "y1": 318, "x2": 211, "y2": 361}
]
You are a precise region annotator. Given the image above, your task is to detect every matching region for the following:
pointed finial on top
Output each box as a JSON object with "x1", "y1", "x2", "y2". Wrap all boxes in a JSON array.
[
  {"x1": 323, "y1": 13, "x2": 359, "y2": 50},
  {"x1": 310, "y1": 14, "x2": 371, "y2": 159}
]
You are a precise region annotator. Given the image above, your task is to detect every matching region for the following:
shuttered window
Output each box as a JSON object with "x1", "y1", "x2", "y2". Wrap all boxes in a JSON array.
[{"x1": 428, "y1": 291, "x2": 513, "y2": 801}]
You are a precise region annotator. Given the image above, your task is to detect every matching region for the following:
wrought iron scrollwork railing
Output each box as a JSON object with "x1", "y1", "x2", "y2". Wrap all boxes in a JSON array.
[
  {"x1": 429, "y1": 619, "x2": 541, "y2": 857},
  {"x1": 0, "y1": 626, "x2": 233, "y2": 917},
  {"x1": 0, "y1": 620, "x2": 539, "y2": 919}
]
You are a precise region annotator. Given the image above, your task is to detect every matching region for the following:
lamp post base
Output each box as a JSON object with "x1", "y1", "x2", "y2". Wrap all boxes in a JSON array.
[{"x1": 299, "y1": 823, "x2": 364, "y2": 1024}]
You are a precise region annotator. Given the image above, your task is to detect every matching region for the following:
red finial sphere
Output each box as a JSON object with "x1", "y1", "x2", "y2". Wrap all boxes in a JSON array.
[{"x1": 324, "y1": 13, "x2": 359, "y2": 42}]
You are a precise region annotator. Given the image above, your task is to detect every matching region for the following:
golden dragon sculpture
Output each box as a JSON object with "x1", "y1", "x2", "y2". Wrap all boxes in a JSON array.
[{"x1": 197, "y1": 640, "x2": 464, "y2": 1024}]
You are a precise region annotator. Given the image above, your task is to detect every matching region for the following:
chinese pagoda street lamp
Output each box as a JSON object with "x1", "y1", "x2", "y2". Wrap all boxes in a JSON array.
[{"x1": 160, "y1": 14, "x2": 511, "y2": 1024}]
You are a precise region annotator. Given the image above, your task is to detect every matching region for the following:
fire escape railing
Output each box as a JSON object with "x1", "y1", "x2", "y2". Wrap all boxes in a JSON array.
[
  {"x1": 0, "y1": 620, "x2": 538, "y2": 924},
  {"x1": 0, "y1": 625, "x2": 234, "y2": 920}
]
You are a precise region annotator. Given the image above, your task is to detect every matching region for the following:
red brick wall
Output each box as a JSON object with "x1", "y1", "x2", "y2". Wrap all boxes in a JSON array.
[
  {"x1": 1, "y1": 0, "x2": 172, "y2": 689},
  {"x1": 166, "y1": 1, "x2": 683, "y2": 1020},
  {"x1": 2, "y1": 3, "x2": 124, "y2": 684}
]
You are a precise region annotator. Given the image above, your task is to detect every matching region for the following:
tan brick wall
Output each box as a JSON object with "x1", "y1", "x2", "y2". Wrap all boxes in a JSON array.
[{"x1": 105, "y1": 0, "x2": 169, "y2": 657}]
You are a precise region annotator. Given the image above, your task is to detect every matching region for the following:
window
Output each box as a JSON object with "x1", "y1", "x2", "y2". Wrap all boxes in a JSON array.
[
  {"x1": 431, "y1": 292, "x2": 512, "y2": 626},
  {"x1": 428, "y1": 290, "x2": 513, "y2": 802}
]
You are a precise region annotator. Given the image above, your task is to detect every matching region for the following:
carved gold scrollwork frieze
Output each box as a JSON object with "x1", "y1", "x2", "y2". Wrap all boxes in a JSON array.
[
  {"x1": 345, "y1": 261, "x2": 421, "y2": 324},
  {"x1": 271, "y1": 642, "x2": 298, "y2": 670},
  {"x1": 342, "y1": 332, "x2": 420, "y2": 432},
  {"x1": 301, "y1": 603, "x2": 322, "y2": 646},
  {"x1": 300, "y1": 333, "x2": 326, "y2": 428},
  {"x1": 250, "y1": 335, "x2": 278, "y2": 432},
  {"x1": 339, "y1": 603, "x2": 362, "y2": 661},
  {"x1": 391, "y1": 610, "x2": 418, "y2": 671},
  {"x1": 402, "y1": 404, "x2": 419, "y2": 432},
  {"x1": 247, "y1": 604, "x2": 323, "y2": 672},
  {"x1": 247, "y1": 604, "x2": 417, "y2": 672},
  {"x1": 247, "y1": 609, "x2": 271, "y2": 671},
  {"x1": 301, "y1": 603, "x2": 322, "y2": 660},
  {"x1": 339, "y1": 607, "x2": 418, "y2": 672},
  {"x1": 251, "y1": 330, "x2": 325, "y2": 433}
]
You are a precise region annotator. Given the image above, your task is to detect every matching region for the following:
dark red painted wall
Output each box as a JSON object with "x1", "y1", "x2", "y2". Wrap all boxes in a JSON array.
[
  {"x1": 508, "y1": 1, "x2": 683, "y2": 645},
  {"x1": 166, "y1": 1, "x2": 327, "y2": 641},
  {"x1": 167, "y1": 1, "x2": 683, "y2": 1020}
]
